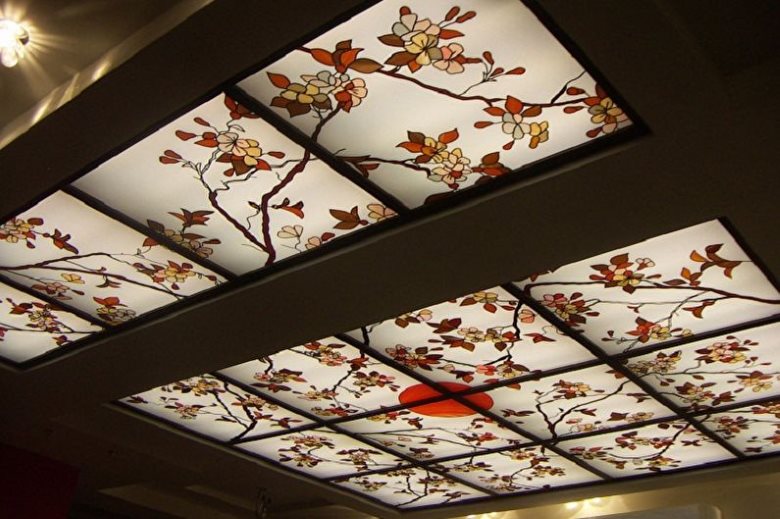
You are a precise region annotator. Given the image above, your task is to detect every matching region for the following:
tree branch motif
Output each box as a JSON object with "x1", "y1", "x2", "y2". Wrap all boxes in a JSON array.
[
  {"x1": 260, "y1": 4, "x2": 629, "y2": 205},
  {"x1": 522, "y1": 243, "x2": 780, "y2": 352},
  {"x1": 627, "y1": 331, "x2": 780, "y2": 411},
  {"x1": 566, "y1": 421, "x2": 714, "y2": 473},
  {"x1": 157, "y1": 95, "x2": 396, "y2": 265}
]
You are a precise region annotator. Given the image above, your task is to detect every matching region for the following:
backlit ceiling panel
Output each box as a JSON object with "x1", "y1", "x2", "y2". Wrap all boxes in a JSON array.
[
  {"x1": 120, "y1": 219, "x2": 780, "y2": 511},
  {"x1": 239, "y1": 0, "x2": 634, "y2": 207},
  {"x1": 0, "y1": 0, "x2": 639, "y2": 366}
]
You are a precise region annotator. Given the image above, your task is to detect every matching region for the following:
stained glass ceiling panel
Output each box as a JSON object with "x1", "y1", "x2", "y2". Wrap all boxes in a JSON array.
[
  {"x1": 0, "y1": 191, "x2": 224, "y2": 325},
  {"x1": 557, "y1": 420, "x2": 735, "y2": 478},
  {"x1": 487, "y1": 365, "x2": 675, "y2": 439},
  {"x1": 238, "y1": 428, "x2": 405, "y2": 478},
  {"x1": 625, "y1": 322, "x2": 780, "y2": 412},
  {"x1": 339, "y1": 412, "x2": 530, "y2": 460},
  {"x1": 238, "y1": 0, "x2": 635, "y2": 207},
  {"x1": 334, "y1": 467, "x2": 488, "y2": 507},
  {"x1": 435, "y1": 446, "x2": 600, "y2": 494},
  {"x1": 120, "y1": 374, "x2": 313, "y2": 442},
  {"x1": 119, "y1": 218, "x2": 779, "y2": 511},
  {"x1": 1, "y1": 0, "x2": 643, "y2": 369},
  {"x1": 73, "y1": 94, "x2": 391, "y2": 275},
  {"x1": 0, "y1": 281, "x2": 102, "y2": 363},
  {"x1": 700, "y1": 399, "x2": 780, "y2": 456},
  {"x1": 516, "y1": 220, "x2": 780, "y2": 355},
  {"x1": 218, "y1": 337, "x2": 424, "y2": 419},
  {"x1": 350, "y1": 286, "x2": 595, "y2": 387}
]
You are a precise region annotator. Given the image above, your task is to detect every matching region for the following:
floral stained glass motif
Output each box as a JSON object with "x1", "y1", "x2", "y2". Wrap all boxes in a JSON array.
[
  {"x1": 73, "y1": 94, "x2": 393, "y2": 275},
  {"x1": 239, "y1": 0, "x2": 633, "y2": 207},
  {"x1": 334, "y1": 467, "x2": 487, "y2": 507},
  {"x1": 625, "y1": 322, "x2": 780, "y2": 411},
  {"x1": 120, "y1": 374, "x2": 312, "y2": 443},
  {"x1": 700, "y1": 400, "x2": 780, "y2": 456},
  {"x1": 218, "y1": 337, "x2": 422, "y2": 419},
  {"x1": 558, "y1": 420, "x2": 735, "y2": 477},
  {"x1": 238, "y1": 428, "x2": 404, "y2": 478},
  {"x1": 351, "y1": 286, "x2": 594, "y2": 387},
  {"x1": 487, "y1": 365, "x2": 674, "y2": 439},
  {"x1": 517, "y1": 220, "x2": 780, "y2": 354},
  {"x1": 0, "y1": 191, "x2": 224, "y2": 324},
  {"x1": 0, "y1": 281, "x2": 102, "y2": 363},
  {"x1": 339, "y1": 413, "x2": 530, "y2": 460},
  {"x1": 436, "y1": 446, "x2": 600, "y2": 494},
  {"x1": 119, "y1": 219, "x2": 779, "y2": 511}
]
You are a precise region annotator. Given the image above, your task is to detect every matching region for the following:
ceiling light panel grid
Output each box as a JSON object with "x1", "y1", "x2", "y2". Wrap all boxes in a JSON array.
[
  {"x1": 118, "y1": 218, "x2": 779, "y2": 511},
  {"x1": 1, "y1": 0, "x2": 642, "y2": 367}
]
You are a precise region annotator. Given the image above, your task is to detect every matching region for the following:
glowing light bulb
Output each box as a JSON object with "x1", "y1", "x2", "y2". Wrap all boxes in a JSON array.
[
  {"x1": 589, "y1": 497, "x2": 603, "y2": 505},
  {"x1": 0, "y1": 19, "x2": 30, "y2": 68},
  {"x1": 564, "y1": 501, "x2": 580, "y2": 510}
]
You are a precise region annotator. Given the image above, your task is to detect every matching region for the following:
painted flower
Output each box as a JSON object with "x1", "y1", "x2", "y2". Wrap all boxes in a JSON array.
[
  {"x1": 0, "y1": 218, "x2": 37, "y2": 243},
  {"x1": 96, "y1": 305, "x2": 136, "y2": 324},
  {"x1": 172, "y1": 403, "x2": 203, "y2": 419},
  {"x1": 367, "y1": 203, "x2": 396, "y2": 222},
  {"x1": 556, "y1": 380, "x2": 592, "y2": 399},
  {"x1": 280, "y1": 81, "x2": 330, "y2": 107},
  {"x1": 333, "y1": 78, "x2": 368, "y2": 112},
  {"x1": 299, "y1": 70, "x2": 349, "y2": 94},
  {"x1": 429, "y1": 148, "x2": 472, "y2": 187},
  {"x1": 472, "y1": 291, "x2": 498, "y2": 304},
  {"x1": 589, "y1": 97, "x2": 629, "y2": 134},
  {"x1": 676, "y1": 382, "x2": 715, "y2": 404},
  {"x1": 385, "y1": 345, "x2": 442, "y2": 370},
  {"x1": 432, "y1": 43, "x2": 464, "y2": 74},
  {"x1": 164, "y1": 229, "x2": 215, "y2": 258},
  {"x1": 501, "y1": 112, "x2": 530, "y2": 140},
  {"x1": 457, "y1": 326, "x2": 486, "y2": 342},
  {"x1": 628, "y1": 351, "x2": 681, "y2": 375},
  {"x1": 737, "y1": 371, "x2": 773, "y2": 392},
  {"x1": 188, "y1": 378, "x2": 222, "y2": 396},
  {"x1": 216, "y1": 131, "x2": 262, "y2": 166},
  {"x1": 277, "y1": 225, "x2": 303, "y2": 239},
  {"x1": 27, "y1": 308, "x2": 62, "y2": 333},
  {"x1": 151, "y1": 262, "x2": 196, "y2": 285},
  {"x1": 393, "y1": 12, "x2": 441, "y2": 45},
  {"x1": 696, "y1": 341, "x2": 747, "y2": 364}
]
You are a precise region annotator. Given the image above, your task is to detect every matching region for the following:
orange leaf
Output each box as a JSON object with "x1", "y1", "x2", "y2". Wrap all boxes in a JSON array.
[
  {"x1": 439, "y1": 29, "x2": 464, "y2": 40},
  {"x1": 474, "y1": 121, "x2": 493, "y2": 128},
  {"x1": 505, "y1": 95, "x2": 523, "y2": 114},
  {"x1": 310, "y1": 48, "x2": 334, "y2": 66},
  {"x1": 505, "y1": 66, "x2": 526, "y2": 75},
  {"x1": 438, "y1": 128, "x2": 459, "y2": 144},
  {"x1": 690, "y1": 250, "x2": 707, "y2": 262},
  {"x1": 484, "y1": 106, "x2": 505, "y2": 117},
  {"x1": 267, "y1": 72, "x2": 290, "y2": 89}
]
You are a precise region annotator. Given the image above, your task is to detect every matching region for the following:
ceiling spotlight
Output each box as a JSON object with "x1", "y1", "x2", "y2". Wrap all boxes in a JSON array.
[{"x1": 0, "y1": 18, "x2": 30, "y2": 67}]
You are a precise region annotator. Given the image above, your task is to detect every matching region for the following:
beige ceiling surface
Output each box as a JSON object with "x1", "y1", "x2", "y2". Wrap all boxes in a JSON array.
[{"x1": 0, "y1": 0, "x2": 778, "y2": 517}]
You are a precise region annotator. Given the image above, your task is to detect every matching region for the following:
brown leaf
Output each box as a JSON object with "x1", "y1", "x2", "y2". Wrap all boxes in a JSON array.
[
  {"x1": 349, "y1": 58, "x2": 383, "y2": 74},
  {"x1": 378, "y1": 34, "x2": 404, "y2": 47},
  {"x1": 521, "y1": 105, "x2": 542, "y2": 117},
  {"x1": 385, "y1": 51, "x2": 416, "y2": 66}
]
